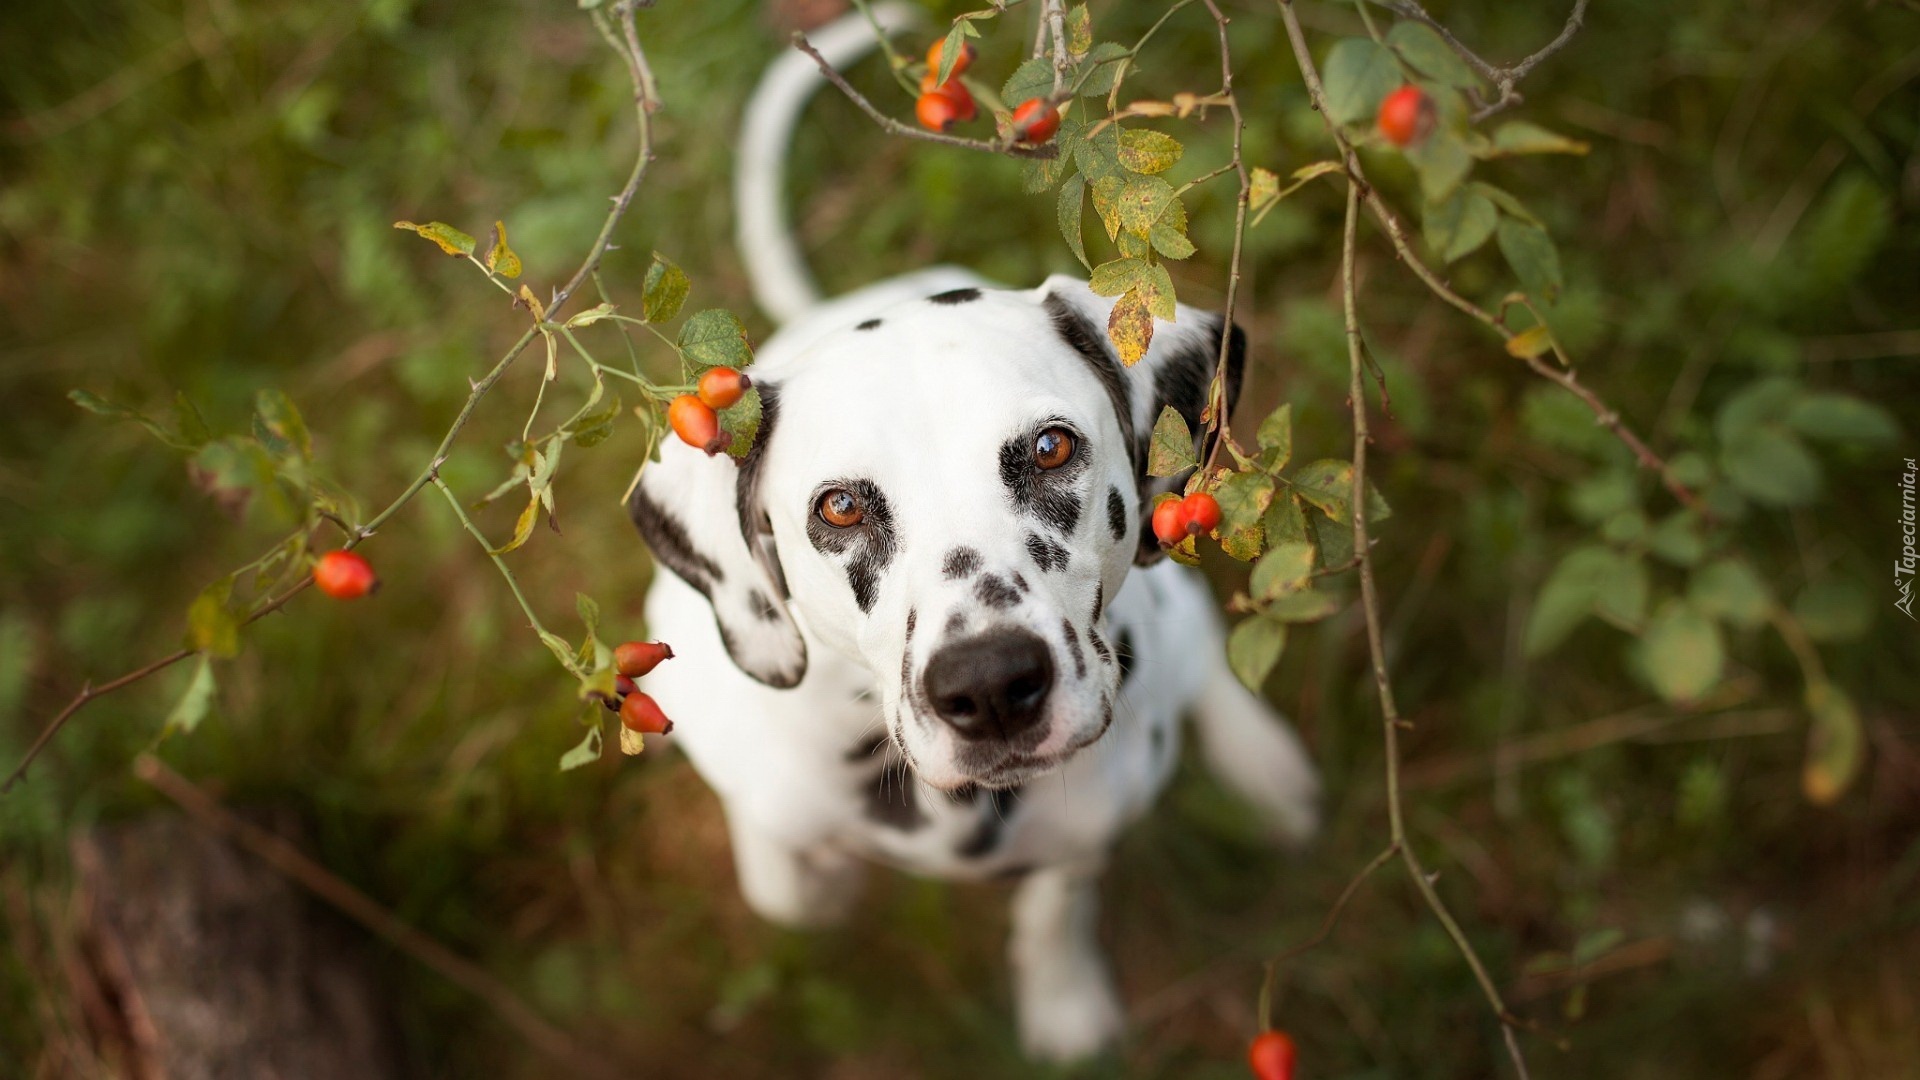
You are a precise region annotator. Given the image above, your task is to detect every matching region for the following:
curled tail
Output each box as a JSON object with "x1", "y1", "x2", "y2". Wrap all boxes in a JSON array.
[{"x1": 735, "y1": 4, "x2": 923, "y2": 325}]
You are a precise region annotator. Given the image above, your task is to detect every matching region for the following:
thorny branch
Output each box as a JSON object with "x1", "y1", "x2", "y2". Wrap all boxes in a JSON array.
[
  {"x1": 3, "y1": 2, "x2": 661, "y2": 794},
  {"x1": 1366, "y1": 0, "x2": 1592, "y2": 120},
  {"x1": 1196, "y1": 0, "x2": 1252, "y2": 475}
]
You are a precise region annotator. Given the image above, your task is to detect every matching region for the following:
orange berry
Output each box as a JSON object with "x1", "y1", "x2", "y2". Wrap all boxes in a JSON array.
[
  {"x1": 696, "y1": 366, "x2": 751, "y2": 410},
  {"x1": 1246, "y1": 1031, "x2": 1297, "y2": 1080},
  {"x1": 1010, "y1": 98, "x2": 1060, "y2": 144},
  {"x1": 1150, "y1": 497, "x2": 1190, "y2": 548},
  {"x1": 312, "y1": 550, "x2": 378, "y2": 600},
  {"x1": 1181, "y1": 492, "x2": 1222, "y2": 535},
  {"x1": 613, "y1": 640, "x2": 675, "y2": 679},
  {"x1": 925, "y1": 38, "x2": 975, "y2": 80},
  {"x1": 917, "y1": 90, "x2": 961, "y2": 133},
  {"x1": 668, "y1": 394, "x2": 728, "y2": 455},
  {"x1": 619, "y1": 691, "x2": 674, "y2": 735},
  {"x1": 1376, "y1": 84, "x2": 1436, "y2": 148}
]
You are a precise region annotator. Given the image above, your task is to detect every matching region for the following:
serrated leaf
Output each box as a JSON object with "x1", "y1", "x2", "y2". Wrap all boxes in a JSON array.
[
  {"x1": 1089, "y1": 175, "x2": 1125, "y2": 239},
  {"x1": 1107, "y1": 287, "x2": 1153, "y2": 364},
  {"x1": 1322, "y1": 38, "x2": 1400, "y2": 125},
  {"x1": 558, "y1": 724, "x2": 603, "y2": 771},
  {"x1": 1802, "y1": 682, "x2": 1863, "y2": 805},
  {"x1": 1487, "y1": 120, "x2": 1590, "y2": 157},
  {"x1": 1257, "y1": 404, "x2": 1292, "y2": 471},
  {"x1": 1506, "y1": 325, "x2": 1555, "y2": 359},
  {"x1": 1002, "y1": 57, "x2": 1053, "y2": 108},
  {"x1": 677, "y1": 309, "x2": 753, "y2": 371},
  {"x1": 1636, "y1": 600, "x2": 1724, "y2": 705},
  {"x1": 1066, "y1": 4, "x2": 1092, "y2": 56},
  {"x1": 1688, "y1": 558, "x2": 1772, "y2": 629},
  {"x1": 162, "y1": 655, "x2": 217, "y2": 735},
  {"x1": 1423, "y1": 187, "x2": 1497, "y2": 264},
  {"x1": 1218, "y1": 521, "x2": 1264, "y2": 562},
  {"x1": 1497, "y1": 218, "x2": 1563, "y2": 302},
  {"x1": 1074, "y1": 42, "x2": 1130, "y2": 97},
  {"x1": 1076, "y1": 121, "x2": 1122, "y2": 181},
  {"x1": 393, "y1": 220, "x2": 475, "y2": 256},
  {"x1": 1139, "y1": 261, "x2": 1176, "y2": 321},
  {"x1": 1146, "y1": 405, "x2": 1195, "y2": 477},
  {"x1": 484, "y1": 220, "x2": 522, "y2": 278},
  {"x1": 1150, "y1": 221, "x2": 1196, "y2": 260},
  {"x1": 1387, "y1": 21, "x2": 1479, "y2": 88},
  {"x1": 937, "y1": 23, "x2": 968, "y2": 86},
  {"x1": 1118, "y1": 129, "x2": 1183, "y2": 174},
  {"x1": 1264, "y1": 493, "x2": 1310, "y2": 549},
  {"x1": 571, "y1": 392, "x2": 622, "y2": 448},
  {"x1": 493, "y1": 494, "x2": 540, "y2": 555},
  {"x1": 1116, "y1": 175, "x2": 1175, "y2": 238},
  {"x1": 1251, "y1": 540, "x2": 1316, "y2": 600},
  {"x1": 1290, "y1": 459, "x2": 1356, "y2": 523},
  {"x1": 1089, "y1": 257, "x2": 1146, "y2": 297},
  {"x1": 1057, "y1": 173, "x2": 1090, "y2": 269},
  {"x1": 186, "y1": 576, "x2": 239, "y2": 658},
  {"x1": 1227, "y1": 616, "x2": 1287, "y2": 690},
  {"x1": 719, "y1": 386, "x2": 762, "y2": 460},
  {"x1": 1215, "y1": 470, "x2": 1275, "y2": 534},
  {"x1": 642, "y1": 253, "x2": 690, "y2": 323}
]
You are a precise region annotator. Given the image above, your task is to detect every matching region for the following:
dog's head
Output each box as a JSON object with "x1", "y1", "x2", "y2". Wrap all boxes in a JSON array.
[{"x1": 627, "y1": 276, "x2": 1242, "y2": 790}]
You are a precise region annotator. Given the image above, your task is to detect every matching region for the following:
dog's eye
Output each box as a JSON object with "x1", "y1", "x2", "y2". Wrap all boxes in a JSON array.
[
  {"x1": 817, "y1": 487, "x2": 864, "y2": 528},
  {"x1": 1034, "y1": 427, "x2": 1075, "y2": 470}
]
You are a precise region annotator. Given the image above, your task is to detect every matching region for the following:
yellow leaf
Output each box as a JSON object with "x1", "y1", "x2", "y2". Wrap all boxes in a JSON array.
[
  {"x1": 518, "y1": 283, "x2": 547, "y2": 322},
  {"x1": 1506, "y1": 325, "x2": 1555, "y2": 359},
  {"x1": 1107, "y1": 287, "x2": 1154, "y2": 365},
  {"x1": 491, "y1": 494, "x2": 540, "y2": 555},
  {"x1": 393, "y1": 220, "x2": 475, "y2": 256},
  {"x1": 485, "y1": 220, "x2": 522, "y2": 279}
]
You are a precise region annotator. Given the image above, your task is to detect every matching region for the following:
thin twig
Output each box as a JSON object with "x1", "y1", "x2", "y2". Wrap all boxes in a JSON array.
[
  {"x1": 1196, "y1": 0, "x2": 1251, "y2": 476},
  {"x1": 134, "y1": 755, "x2": 626, "y2": 1080},
  {"x1": 791, "y1": 32, "x2": 1057, "y2": 159},
  {"x1": 1266, "y1": 843, "x2": 1399, "y2": 967},
  {"x1": 1043, "y1": 0, "x2": 1071, "y2": 98},
  {"x1": 1366, "y1": 0, "x2": 1591, "y2": 120}
]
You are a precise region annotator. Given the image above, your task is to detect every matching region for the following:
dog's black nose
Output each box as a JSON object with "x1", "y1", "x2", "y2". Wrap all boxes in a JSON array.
[{"x1": 922, "y1": 630, "x2": 1054, "y2": 741}]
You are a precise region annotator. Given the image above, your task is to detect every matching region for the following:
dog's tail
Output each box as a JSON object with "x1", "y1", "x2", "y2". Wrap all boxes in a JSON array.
[
  {"x1": 735, "y1": 5, "x2": 922, "y2": 326},
  {"x1": 1189, "y1": 647, "x2": 1322, "y2": 847}
]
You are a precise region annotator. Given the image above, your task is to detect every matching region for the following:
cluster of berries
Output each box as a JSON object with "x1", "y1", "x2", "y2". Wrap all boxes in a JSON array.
[
  {"x1": 605, "y1": 640, "x2": 675, "y2": 735},
  {"x1": 1149, "y1": 490, "x2": 1223, "y2": 549},
  {"x1": 914, "y1": 39, "x2": 1060, "y2": 145},
  {"x1": 668, "y1": 366, "x2": 751, "y2": 455}
]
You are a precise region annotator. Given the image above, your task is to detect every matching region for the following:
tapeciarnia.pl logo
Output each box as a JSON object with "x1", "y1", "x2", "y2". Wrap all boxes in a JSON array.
[{"x1": 1899, "y1": 457, "x2": 1917, "y2": 621}]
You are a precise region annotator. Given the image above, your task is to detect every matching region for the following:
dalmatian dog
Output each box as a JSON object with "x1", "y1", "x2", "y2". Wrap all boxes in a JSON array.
[{"x1": 625, "y1": 7, "x2": 1319, "y2": 1062}]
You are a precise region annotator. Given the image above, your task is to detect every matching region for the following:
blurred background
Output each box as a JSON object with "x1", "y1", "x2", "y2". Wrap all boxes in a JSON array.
[{"x1": 2, "y1": 0, "x2": 1917, "y2": 1076}]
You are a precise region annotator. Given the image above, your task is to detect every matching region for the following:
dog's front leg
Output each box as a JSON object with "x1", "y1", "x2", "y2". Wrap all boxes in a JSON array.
[
  {"x1": 723, "y1": 806, "x2": 866, "y2": 930},
  {"x1": 1008, "y1": 860, "x2": 1124, "y2": 1062}
]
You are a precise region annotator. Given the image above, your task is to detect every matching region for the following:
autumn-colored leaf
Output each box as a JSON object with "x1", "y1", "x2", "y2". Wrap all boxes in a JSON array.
[
  {"x1": 394, "y1": 220, "x2": 476, "y2": 256},
  {"x1": 1107, "y1": 286, "x2": 1153, "y2": 364}
]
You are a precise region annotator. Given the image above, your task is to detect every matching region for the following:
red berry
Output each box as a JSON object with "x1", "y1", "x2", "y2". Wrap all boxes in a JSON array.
[
  {"x1": 925, "y1": 38, "x2": 975, "y2": 80},
  {"x1": 614, "y1": 674, "x2": 638, "y2": 697},
  {"x1": 1376, "y1": 84, "x2": 1436, "y2": 148},
  {"x1": 619, "y1": 691, "x2": 674, "y2": 735},
  {"x1": 1151, "y1": 497, "x2": 1190, "y2": 548},
  {"x1": 697, "y1": 366, "x2": 751, "y2": 410},
  {"x1": 614, "y1": 641, "x2": 674, "y2": 679},
  {"x1": 1182, "y1": 492, "x2": 1222, "y2": 535},
  {"x1": 669, "y1": 395, "x2": 728, "y2": 455},
  {"x1": 1010, "y1": 98, "x2": 1060, "y2": 144},
  {"x1": 916, "y1": 80, "x2": 977, "y2": 131},
  {"x1": 312, "y1": 550, "x2": 378, "y2": 600},
  {"x1": 1246, "y1": 1031, "x2": 1297, "y2": 1080}
]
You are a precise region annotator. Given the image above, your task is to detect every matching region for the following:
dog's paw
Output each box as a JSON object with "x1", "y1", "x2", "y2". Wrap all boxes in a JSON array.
[{"x1": 1016, "y1": 963, "x2": 1124, "y2": 1064}]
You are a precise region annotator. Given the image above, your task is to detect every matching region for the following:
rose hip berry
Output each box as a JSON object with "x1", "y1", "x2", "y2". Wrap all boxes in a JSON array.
[
  {"x1": 619, "y1": 691, "x2": 674, "y2": 736},
  {"x1": 1246, "y1": 1030, "x2": 1297, "y2": 1080},
  {"x1": 697, "y1": 366, "x2": 750, "y2": 410},
  {"x1": 614, "y1": 640, "x2": 674, "y2": 679},
  {"x1": 669, "y1": 394, "x2": 729, "y2": 455},
  {"x1": 312, "y1": 550, "x2": 378, "y2": 600},
  {"x1": 1377, "y1": 84, "x2": 1436, "y2": 148},
  {"x1": 925, "y1": 38, "x2": 975, "y2": 80},
  {"x1": 1181, "y1": 492, "x2": 1222, "y2": 536},
  {"x1": 1010, "y1": 99, "x2": 1060, "y2": 144},
  {"x1": 1151, "y1": 497, "x2": 1190, "y2": 548},
  {"x1": 916, "y1": 81, "x2": 977, "y2": 132}
]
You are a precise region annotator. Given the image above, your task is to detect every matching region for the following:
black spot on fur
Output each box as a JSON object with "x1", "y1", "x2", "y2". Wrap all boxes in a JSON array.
[
  {"x1": 957, "y1": 786, "x2": 1022, "y2": 857},
  {"x1": 1115, "y1": 626, "x2": 1135, "y2": 684},
  {"x1": 1089, "y1": 627, "x2": 1112, "y2": 665},
  {"x1": 976, "y1": 575, "x2": 1021, "y2": 610},
  {"x1": 944, "y1": 611, "x2": 966, "y2": 636},
  {"x1": 901, "y1": 608, "x2": 917, "y2": 690},
  {"x1": 864, "y1": 768, "x2": 925, "y2": 830},
  {"x1": 1106, "y1": 487, "x2": 1128, "y2": 542},
  {"x1": 905, "y1": 608, "x2": 917, "y2": 643},
  {"x1": 855, "y1": 318, "x2": 882, "y2": 330},
  {"x1": 943, "y1": 547, "x2": 982, "y2": 579},
  {"x1": 1044, "y1": 293, "x2": 1135, "y2": 471},
  {"x1": 748, "y1": 588, "x2": 780, "y2": 623},
  {"x1": 1011, "y1": 572, "x2": 1029, "y2": 594},
  {"x1": 999, "y1": 425, "x2": 1088, "y2": 535},
  {"x1": 1026, "y1": 533, "x2": 1069, "y2": 573},
  {"x1": 1092, "y1": 582, "x2": 1104, "y2": 622},
  {"x1": 927, "y1": 287, "x2": 982, "y2": 305},
  {"x1": 1096, "y1": 697, "x2": 1114, "y2": 738},
  {"x1": 1061, "y1": 619, "x2": 1086, "y2": 680},
  {"x1": 627, "y1": 485, "x2": 724, "y2": 595},
  {"x1": 805, "y1": 478, "x2": 897, "y2": 614}
]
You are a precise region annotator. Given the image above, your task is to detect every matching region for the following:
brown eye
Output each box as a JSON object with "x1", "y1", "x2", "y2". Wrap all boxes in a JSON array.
[
  {"x1": 1034, "y1": 427, "x2": 1075, "y2": 470},
  {"x1": 817, "y1": 487, "x2": 864, "y2": 528}
]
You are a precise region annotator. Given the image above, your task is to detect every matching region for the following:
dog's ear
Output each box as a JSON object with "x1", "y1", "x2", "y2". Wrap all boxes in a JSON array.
[
  {"x1": 624, "y1": 385, "x2": 807, "y2": 687},
  {"x1": 1035, "y1": 275, "x2": 1247, "y2": 566}
]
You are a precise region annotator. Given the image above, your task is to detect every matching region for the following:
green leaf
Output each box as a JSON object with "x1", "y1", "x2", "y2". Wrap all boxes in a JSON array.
[
  {"x1": 1647, "y1": 510, "x2": 1709, "y2": 566},
  {"x1": 1251, "y1": 541, "x2": 1315, "y2": 600},
  {"x1": 937, "y1": 23, "x2": 968, "y2": 86},
  {"x1": 1595, "y1": 553, "x2": 1649, "y2": 629},
  {"x1": 1689, "y1": 558, "x2": 1772, "y2": 629},
  {"x1": 677, "y1": 309, "x2": 753, "y2": 371},
  {"x1": 1149, "y1": 220, "x2": 1196, "y2": 260},
  {"x1": 1406, "y1": 127, "x2": 1472, "y2": 202},
  {"x1": 1002, "y1": 57, "x2": 1053, "y2": 108},
  {"x1": 1386, "y1": 21, "x2": 1479, "y2": 88},
  {"x1": 1423, "y1": 187, "x2": 1497, "y2": 264},
  {"x1": 1075, "y1": 121, "x2": 1122, "y2": 181},
  {"x1": 186, "y1": 576, "x2": 240, "y2": 659},
  {"x1": 1227, "y1": 616, "x2": 1287, "y2": 690},
  {"x1": 1290, "y1": 459, "x2": 1356, "y2": 523},
  {"x1": 1146, "y1": 405, "x2": 1195, "y2": 477},
  {"x1": 1524, "y1": 544, "x2": 1615, "y2": 657},
  {"x1": 643, "y1": 253, "x2": 691, "y2": 323},
  {"x1": 1486, "y1": 120, "x2": 1590, "y2": 157},
  {"x1": 1139, "y1": 262, "x2": 1176, "y2": 321},
  {"x1": 483, "y1": 220, "x2": 522, "y2": 278},
  {"x1": 1497, "y1": 218, "x2": 1563, "y2": 302},
  {"x1": 1794, "y1": 580, "x2": 1871, "y2": 642},
  {"x1": 1214, "y1": 470, "x2": 1275, "y2": 534},
  {"x1": 570, "y1": 392, "x2": 622, "y2": 449},
  {"x1": 558, "y1": 724, "x2": 603, "y2": 772},
  {"x1": 1057, "y1": 173, "x2": 1090, "y2": 270},
  {"x1": 1264, "y1": 493, "x2": 1310, "y2": 549},
  {"x1": 162, "y1": 655, "x2": 217, "y2": 736},
  {"x1": 1257, "y1": 404, "x2": 1292, "y2": 471},
  {"x1": 1713, "y1": 377, "x2": 1800, "y2": 444},
  {"x1": 1469, "y1": 181, "x2": 1543, "y2": 228},
  {"x1": 393, "y1": 220, "x2": 475, "y2": 256},
  {"x1": 575, "y1": 592, "x2": 601, "y2": 639},
  {"x1": 1636, "y1": 600, "x2": 1724, "y2": 705},
  {"x1": 493, "y1": 494, "x2": 540, "y2": 555},
  {"x1": 1266, "y1": 589, "x2": 1342, "y2": 623},
  {"x1": 1107, "y1": 287, "x2": 1153, "y2": 365},
  {"x1": 1786, "y1": 394, "x2": 1900, "y2": 445},
  {"x1": 254, "y1": 390, "x2": 313, "y2": 462},
  {"x1": 719, "y1": 386, "x2": 763, "y2": 460},
  {"x1": 1118, "y1": 129, "x2": 1183, "y2": 175},
  {"x1": 1802, "y1": 682, "x2": 1863, "y2": 805},
  {"x1": 566, "y1": 303, "x2": 618, "y2": 328},
  {"x1": 70, "y1": 389, "x2": 202, "y2": 451},
  {"x1": 1720, "y1": 428, "x2": 1822, "y2": 507},
  {"x1": 1066, "y1": 4, "x2": 1092, "y2": 56},
  {"x1": 1089, "y1": 257, "x2": 1146, "y2": 297},
  {"x1": 1321, "y1": 38, "x2": 1400, "y2": 125},
  {"x1": 1073, "y1": 42, "x2": 1130, "y2": 97}
]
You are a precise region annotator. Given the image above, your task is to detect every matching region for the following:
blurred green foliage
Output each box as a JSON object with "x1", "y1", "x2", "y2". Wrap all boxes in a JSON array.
[{"x1": 2, "y1": 1, "x2": 1918, "y2": 1077}]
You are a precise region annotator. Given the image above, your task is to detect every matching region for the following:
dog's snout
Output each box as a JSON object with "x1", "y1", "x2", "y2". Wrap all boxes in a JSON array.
[{"x1": 922, "y1": 630, "x2": 1054, "y2": 741}]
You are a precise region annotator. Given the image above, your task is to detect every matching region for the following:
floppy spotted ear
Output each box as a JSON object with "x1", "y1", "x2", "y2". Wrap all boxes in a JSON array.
[
  {"x1": 624, "y1": 386, "x2": 807, "y2": 687},
  {"x1": 1035, "y1": 274, "x2": 1247, "y2": 566}
]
